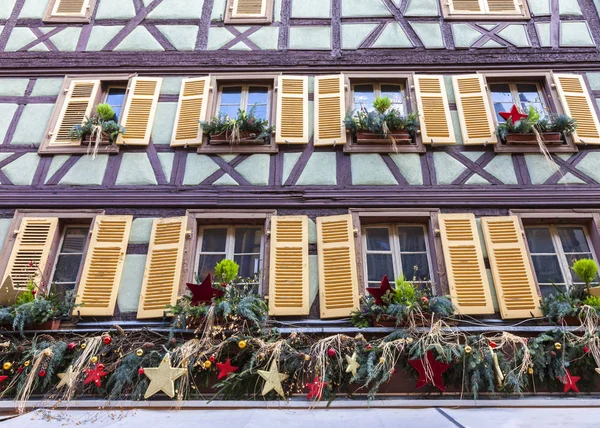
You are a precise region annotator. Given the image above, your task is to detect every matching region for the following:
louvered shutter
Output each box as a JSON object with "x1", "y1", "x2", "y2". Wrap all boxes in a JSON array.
[
  {"x1": 452, "y1": 74, "x2": 497, "y2": 145},
  {"x1": 49, "y1": 80, "x2": 100, "y2": 146},
  {"x1": 448, "y1": 0, "x2": 483, "y2": 13},
  {"x1": 75, "y1": 215, "x2": 132, "y2": 316},
  {"x1": 448, "y1": 0, "x2": 520, "y2": 14},
  {"x1": 485, "y1": 0, "x2": 521, "y2": 13},
  {"x1": 268, "y1": 216, "x2": 309, "y2": 316},
  {"x1": 117, "y1": 77, "x2": 162, "y2": 146},
  {"x1": 481, "y1": 216, "x2": 542, "y2": 319},
  {"x1": 438, "y1": 214, "x2": 494, "y2": 315},
  {"x1": 314, "y1": 74, "x2": 347, "y2": 146},
  {"x1": 414, "y1": 75, "x2": 456, "y2": 145},
  {"x1": 171, "y1": 77, "x2": 210, "y2": 147},
  {"x1": 51, "y1": 0, "x2": 90, "y2": 17},
  {"x1": 554, "y1": 73, "x2": 600, "y2": 145},
  {"x1": 317, "y1": 215, "x2": 359, "y2": 319},
  {"x1": 276, "y1": 76, "x2": 309, "y2": 144},
  {"x1": 137, "y1": 217, "x2": 187, "y2": 319},
  {"x1": 231, "y1": 0, "x2": 267, "y2": 17},
  {"x1": 3, "y1": 218, "x2": 58, "y2": 289}
]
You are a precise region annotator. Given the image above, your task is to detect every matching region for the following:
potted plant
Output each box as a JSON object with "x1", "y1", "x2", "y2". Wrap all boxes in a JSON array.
[
  {"x1": 70, "y1": 103, "x2": 126, "y2": 155},
  {"x1": 496, "y1": 106, "x2": 577, "y2": 145},
  {"x1": 344, "y1": 96, "x2": 419, "y2": 147},
  {"x1": 200, "y1": 108, "x2": 274, "y2": 145}
]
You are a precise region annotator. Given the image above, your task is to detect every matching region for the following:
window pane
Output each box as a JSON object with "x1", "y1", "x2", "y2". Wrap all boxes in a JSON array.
[
  {"x1": 397, "y1": 226, "x2": 427, "y2": 252},
  {"x1": 61, "y1": 227, "x2": 88, "y2": 253},
  {"x1": 248, "y1": 87, "x2": 269, "y2": 120},
  {"x1": 381, "y1": 84, "x2": 405, "y2": 114},
  {"x1": 53, "y1": 283, "x2": 75, "y2": 302},
  {"x1": 557, "y1": 227, "x2": 591, "y2": 253},
  {"x1": 198, "y1": 254, "x2": 225, "y2": 280},
  {"x1": 365, "y1": 228, "x2": 391, "y2": 251},
  {"x1": 53, "y1": 254, "x2": 84, "y2": 283},
  {"x1": 354, "y1": 84, "x2": 375, "y2": 111},
  {"x1": 567, "y1": 253, "x2": 599, "y2": 283},
  {"x1": 525, "y1": 227, "x2": 555, "y2": 253},
  {"x1": 106, "y1": 87, "x2": 126, "y2": 121},
  {"x1": 490, "y1": 83, "x2": 514, "y2": 122},
  {"x1": 401, "y1": 253, "x2": 430, "y2": 282},
  {"x1": 517, "y1": 83, "x2": 546, "y2": 119},
  {"x1": 540, "y1": 283, "x2": 565, "y2": 299},
  {"x1": 219, "y1": 87, "x2": 242, "y2": 117},
  {"x1": 234, "y1": 228, "x2": 262, "y2": 254},
  {"x1": 366, "y1": 254, "x2": 394, "y2": 283},
  {"x1": 234, "y1": 254, "x2": 261, "y2": 279},
  {"x1": 200, "y1": 229, "x2": 228, "y2": 252},
  {"x1": 530, "y1": 255, "x2": 565, "y2": 284}
]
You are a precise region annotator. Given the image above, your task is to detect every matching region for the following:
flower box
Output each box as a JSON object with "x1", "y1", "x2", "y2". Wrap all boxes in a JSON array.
[
  {"x1": 25, "y1": 319, "x2": 61, "y2": 331},
  {"x1": 209, "y1": 131, "x2": 269, "y2": 145},
  {"x1": 81, "y1": 132, "x2": 113, "y2": 146},
  {"x1": 355, "y1": 131, "x2": 412, "y2": 144},
  {"x1": 505, "y1": 132, "x2": 563, "y2": 145}
]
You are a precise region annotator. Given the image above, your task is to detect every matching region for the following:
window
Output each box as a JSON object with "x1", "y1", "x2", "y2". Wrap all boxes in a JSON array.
[
  {"x1": 49, "y1": 225, "x2": 89, "y2": 300},
  {"x1": 196, "y1": 226, "x2": 264, "y2": 285},
  {"x1": 363, "y1": 225, "x2": 432, "y2": 287},
  {"x1": 525, "y1": 225, "x2": 599, "y2": 298},
  {"x1": 217, "y1": 84, "x2": 271, "y2": 120},
  {"x1": 224, "y1": 0, "x2": 274, "y2": 24},
  {"x1": 490, "y1": 82, "x2": 547, "y2": 122},
  {"x1": 353, "y1": 83, "x2": 406, "y2": 116},
  {"x1": 441, "y1": 0, "x2": 530, "y2": 20},
  {"x1": 43, "y1": 0, "x2": 97, "y2": 23},
  {"x1": 105, "y1": 86, "x2": 127, "y2": 122}
]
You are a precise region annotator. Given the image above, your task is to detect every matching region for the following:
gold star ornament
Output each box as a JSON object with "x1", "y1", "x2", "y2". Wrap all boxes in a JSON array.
[
  {"x1": 57, "y1": 366, "x2": 79, "y2": 389},
  {"x1": 143, "y1": 354, "x2": 187, "y2": 399},
  {"x1": 0, "y1": 276, "x2": 23, "y2": 306},
  {"x1": 345, "y1": 352, "x2": 360, "y2": 377},
  {"x1": 257, "y1": 359, "x2": 289, "y2": 399}
]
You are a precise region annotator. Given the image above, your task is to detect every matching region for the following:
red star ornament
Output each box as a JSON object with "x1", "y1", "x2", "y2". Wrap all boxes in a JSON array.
[
  {"x1": 499, "y1": 104, "x2": 528, "y2": 124},
  {"x1": 187, "y1": 274, "x2": 225, "y2": 306},
  {"x1": 558, "y1": 369, "x2": 580, "y2": 393},
  {"x1": 0, "y1": 376, "x2": 7, "y2": 386},
  {"x1": 367, "y1": 275, "x2": 394, "y2": 306},
  {"x1": 83, "y1": 364, "x2": 108, "y2": 388},
  {"x1": 409, "y1": 351, "x2": 451, "y2": 392},
  {"x1": 306, "y1": 376, "x2": 327, "y2": 400},
  {"x1": 216, "y1": 358, "x2": 239, "y2": 380}
]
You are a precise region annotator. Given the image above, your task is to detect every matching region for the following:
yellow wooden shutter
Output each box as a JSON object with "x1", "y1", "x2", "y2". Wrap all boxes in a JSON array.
[
  {"x1": 554, "y1": 73, "x2": 600, "y2": 145},
  {"x1": 51, "y1": 0, "x2": 89, "y2": 17},
  {"x1": 137, "y1": 217, "x2": 187, "y2": 319},
  {"x1": 3, "y1": 218, "x2": 58, "y2": 289},
  {"x1": 452, "y1": 74, "x2": 497, "y2": 145},
  {"x1": 438, "y1": 214, "x2": 494, "y2": 315},
  {"x1": 49, "y1": 80, "x2": 100, "y2": 146},
  {"x1": 314, "y1": 74, "x2": 347, "y2": 146},
  {"x1": 75, "y1": 215, "x2": 132, "y2": 316},
  {"x1": 231, "y1": 0, "x2": 267, "y2": 17},
  {"x1": 481, "y1": 216, "x2": 542, "y2": 319},
  {"x1": 414, "y1": 75, "x2": 456, "y2": 145},
  {"x1": 485, "y1": 0, "x2": 520, "y2": 13},
  {"x1": 317, "y1": 215, "x2": 359, "y2": 319},
  {"x1": 276, "y1": 76, "x2": 309, "y2": 144},
  {"x1": 117, "y1": 77, "x2": 162, "y2": 146},
  {"x1": 448, "y1": 0, "x2": 483, "y2": 13},
  {"x1": 171, "y1": 77, "x2": 211, "y2": 147},
  {"x1": 268, "y1": 216, "x2": 309, "y2": 316}
]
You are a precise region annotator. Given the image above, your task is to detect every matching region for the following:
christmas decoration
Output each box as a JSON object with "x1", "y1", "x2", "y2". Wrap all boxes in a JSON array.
[
  {"x1": 83, "y1": 364, "x2": 107, "y2": 388},
  {"x1": 90, "y1": 356, "x2": 98, "y2": 364},
  {"x1": 555, "y1": 343, "x2": 562, "y2": 351},
  {"x1": 499, "y1": 105, "x2": 528, "y2": 123},
  {"x1": 345, "y1": 352, "x2": 360, "y2": 377},
  {"x1": 138, "y1": 368, "x2": 145, "y2": 375},
  {"x1": 257, "y1": 360, "x2": 288, "y2": 399},
  {"x1": 3, "y1": 362, "x2": 12, "y2": 371},
  {"x1": 464, "y1": 346, "x2": 472, "y2": 354},
  {"x1": 186, "y1": 274, "x2": 225, "y2": 306},
  {"x1": 216, "y1": 358, "x2": 238, "y2": 380},
  {"x1": 238, "y1": 340, "x2": 247, "y2": 350},
  {"x1": 0, "y1": 376, "x2": 7, "y2": 385},
  {"x1": 558, "y1": 369, "x2": 580, "y2": 393},
  {"x1": 327, "y1": 348, "x2": 336, "y2": 357},
  {"x1": 143, "y1": 354, "x2": 187, "y2": 399},
  {"x1": 67, "y1": 343, "x2": 76, "y2": 351},
  {"x1": 366, "y1": 275, "x2": 394, "y2": 306},
  {"x1": 306, "y1": 376, "x2": 327, "y2": 400},
  {"x1": 136, "y1": 349, "x2": 144, "y2": 357},
  {"x1": 408, "y1": 351, "x2": 450, "y2": 392},
  {"x1": 102, "y1": 335, "x2": 112, "y2": 345},
  {"x1": 209, "y1": 356, "x2": 215, "y2": 363},
  {"x1": 528, "y1": 367, "x2": 534, "y2": 375},
  {"x1": 203, "y1": 360, "x2": 212, "y2": 369},
  {"x1": 80, "y1": 343, "x2": 86, "y2": 350},
  {"x1": 489, "y1": 341, "x2": 497, "y2": 349},
  {"x1": 38, "y1": 370, "x2": 46, "y2": 377},
  {"x1": 56, "y1": 366, "x2": 78, "y2": 389},
  {"x1": 0, "y1": 276, "x2": 23, "y2": 306}
]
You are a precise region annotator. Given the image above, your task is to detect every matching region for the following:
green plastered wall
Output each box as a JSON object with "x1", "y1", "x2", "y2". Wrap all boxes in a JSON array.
[{"x1": 117, "y1": 254, "x2": 147, "y2": 313}]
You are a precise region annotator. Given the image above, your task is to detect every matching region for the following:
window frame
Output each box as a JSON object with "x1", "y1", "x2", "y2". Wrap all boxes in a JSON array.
[
  {"x1": 43, "y1": 0, "x2": 97, "y2": 23},
  {"x1": 441, "y1": 0, "x2": 530, "y2": 20},
  {"x1": 480, "y1": 71, "x2": 578, "y2": 153},
  {"x1": 48, "y1": 223, "x2": 91, "y2": 299},
  {"x1": 215, "y1": 83, "x2": 273, "y2": 122},
  {"x1": 224, "y1": 0, "x2": 274, "y2": 24},
  {"x1": 104, "y1": 84, "x2": 129, "y2": 123},
  {"x1": 198, "y1": 75, "x2": 279, "y2": 154},
  {"x1": 343, "y1": 73, "x2": 424, "y2": 154}
]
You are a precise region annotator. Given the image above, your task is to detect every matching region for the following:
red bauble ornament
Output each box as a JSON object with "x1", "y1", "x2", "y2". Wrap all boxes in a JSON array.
[
  {"x1": 216, "y1": 358, "x2": 239, "y2": 380},
  {"x1": 327, "y1": 348, "x2": 336, "y2": 357},
  {"x1": 16, "y1": 367, "x2": 23, "y2": 374},
  {"x1": 138, "y1": 368, "x2": 145, "y2": 375},
  {"x1": 306, "y1": 376, "x2": 327, "y2": 401},
  {"x1": 187, "y1": 274, "x2": 226, "y2": 306},
  {"x1": 84, "y1": 365, "x2": 108, "y2": 388},
  {"x1": 558, "y1": 369, "x2": 580, "y2": 393},
  {"x1": 31, "y1": 289, "x2": 36, "y2": 296},
  {"x1": 408, "y1": 351, "x2": 450, "y2": 392},
  {"x1": 67, "y1": 342, "x2": 76, "y2": 351},
  {"x1": 38, "y1": 370, "x2": 46, "y2": 377},
  {"x1": 499, "y1": 104, "x2": 528, "y2": 124},
  {"x1": 366, "y1": 275, "x2": 394, "y2": 306},
  {"x1": 0, "y1": 376, "x2": 7, "y2": 385},
  {"x1": 102, "y1": 335, "x2": 111, "y2": 345},
  {"x1": 584, "y1": 346, "x2": 590, "y2": 353},
  {"x1": 209, "y1": 356, "x2": 215, "y2": 363},
  {"x1": 366, "y1": 344, "x2": 372, "y2": 350}
]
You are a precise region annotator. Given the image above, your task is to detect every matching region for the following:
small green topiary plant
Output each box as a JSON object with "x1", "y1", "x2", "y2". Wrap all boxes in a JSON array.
[
  {"x1": 214, "y1": 259, "x2": 240, "y2": 285},
  {"x1": 571, "y1": 258, "x2": 598, "y2": 296},
  {"x1": 373, "y1": 96, "x2": 392, "y2": 114}
]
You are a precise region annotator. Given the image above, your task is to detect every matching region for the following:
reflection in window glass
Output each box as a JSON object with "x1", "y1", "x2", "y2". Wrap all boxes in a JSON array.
[
  {"x1": 397, "y1": 226, "x2": 430, "y2": 282},
  {"x1": 353, "y1": 84, "x2": 376, "y2": 111},
  {"x1": 490, "y1": 82, "x2": 546, "y2": 123},
  {"x1": 105, "y1": 87, "x2": 127, "y2": 121},
  {"x1": 51, "y1": 226, "x2": 89, "y2": 301},
  {"x1": 247, "y1": 87, "x2": 269, "y2": 120},
  {"x1": 353, "y1": 83, "x2": 406, "y2": 114},
  {"x1": 219, "y1": 86, "x2": 243, "y2": 118},
  {"x1": 381, "y1": 84, "x2": 405, "y2": 115}
]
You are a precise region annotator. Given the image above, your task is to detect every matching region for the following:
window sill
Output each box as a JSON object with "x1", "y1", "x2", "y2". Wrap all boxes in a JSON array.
[{"x1": 38, "y1": 143, "x2": 120, "y2": 156}]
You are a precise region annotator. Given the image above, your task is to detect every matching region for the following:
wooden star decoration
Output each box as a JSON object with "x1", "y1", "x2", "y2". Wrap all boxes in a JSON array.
[
  {"x1": 0, "y1": 276, "x2": 23, "y2": 306},
  {"x1": 408, "y1": 351, "x2": 450, "y2": 392},
  {"x1": 57, "y1": 365, "x2": 79, "y2": 389},
  {"x1": 216, "y1": 358, "x2": 239, "y2": 380},
  {"x1": 83, "y1": 364, "x2": 108, "y2": 388},
  {"x1": 186, "y1": 273, "x2": 225, "y2": 306},
  {"x1": 499, "y1": 104, "x2": 528, "y2": 124},
  {"x1": 257, "y1": 359, "x2": 289, "y2": 399},
  {"x1": 306, "y1": 375, "x2": 327, "y2": 401},
  {"x1": 345, "y1": 352, "x2": 360, "y2": 377},
  {"x1": 366, "y1": 275, "x2": 394, "y2": 306},
  {"x1": 143, "y1": 354, "x2": 187, "y2": 399},
  {"x1": 558, "y1": 369, "x2": 580, "y2": 393}
]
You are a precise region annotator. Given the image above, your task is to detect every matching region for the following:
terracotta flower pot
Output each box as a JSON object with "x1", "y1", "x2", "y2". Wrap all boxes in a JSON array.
[
  {"x1": 356, "y1": 131, "x2": 412, "y2": 144},
  {"x1": 209, "y1": 130, "x2": 268, "y2": 145},
  {"x1": 25, "y1": 319, "x2": 61, "y2": 331},
  {"x1": 505, "y1": 132, "x2": 563, "y2": 145},
  {"x1": 82, "y1": 131, "x2": 112, "y2": 146}
]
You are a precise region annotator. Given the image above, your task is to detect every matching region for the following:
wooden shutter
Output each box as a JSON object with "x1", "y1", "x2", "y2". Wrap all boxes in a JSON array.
[
  {"x1": 481, "y1": 216, "x2": 542, "y2": 319},
  {"x1": 452, "y1": 74, "x2": 497, "y2": 145},
  {"x1": 276, "y1": 76, "x2": 309, "y2": 144},
  {"x1": 75, "y1": 215, "x2": 132, "y2": 316},
  {"x1": 448, "y1": 0, "x2": 483, "y2": 13},
  {"x1": 117, "y1": 77, "x2": 162, "y2": 146},
  {"x1": 268, "y1": 216, "x2": 309, "y2": 316},
  {"x1": 438, "y1": 214, "x2": 494, "y2": 315},
  {"x1": 317, "y1": 215, "x2": 359, "y2": 319},
  {"x1": 49, "y1": 80, "x2": 100, "y2": 147},
  {"x1": 51, "y1": 0, "x2": 90, "y2": 17},
  {"x1": 448, "y1": 0, "x2": 520, "y2": 14},
  {"x1": 314, "y1": 75, "x2": 347, "y2": 146},
  {"x1": 3, "y1": 218, "x2": 58, "y2": 289},
  {"x1": 414, "y1": 75, "x2": 456, "y2": 145},
  {"x1": 171, "y1": 77, "x2": 211, "y2": 147},
  {"x1": 231, "y1": 0, "x2": 267, "y2": 17},
  {"x1": 554, "y1": 73, "x2": 600, "y2": 145},
  {"x1": 484, "y1": 0, "x2": 520, "y2": 13},
  {"x1": 137, "y1": 217, "x2": 187, "y2": 319}
]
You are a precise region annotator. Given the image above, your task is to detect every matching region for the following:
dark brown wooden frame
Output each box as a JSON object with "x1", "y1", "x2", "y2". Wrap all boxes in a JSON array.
[
  {"x1": 43, "y1": 0, "x2": 97, "y2": 23},
  {"x1": 223, "y1": 0, "x2": 274, "y2": 24}
]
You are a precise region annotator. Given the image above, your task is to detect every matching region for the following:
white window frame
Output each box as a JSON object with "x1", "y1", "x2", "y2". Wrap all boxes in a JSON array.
[
  {"x1": 104, "y1": 84, "x2": 128, "y2": 123},
  {"x1": 351, "y1": 81, "x2": 407, "y2": 115},
  {"x1": 195, "y1": 225, "x2": 265, "y2": 291},
  {"x1": 361, "y1": 223, "x2": 433, "y2": 287},
  {"x1": 216, "y1": 83, "x2": 273, "y2": 120},
  {"x1": 489, "y1": 81, "x2": 548, "y2": 123},
  {"x1": 49, "y1": 224, "x2": 90, "y2": 295}
]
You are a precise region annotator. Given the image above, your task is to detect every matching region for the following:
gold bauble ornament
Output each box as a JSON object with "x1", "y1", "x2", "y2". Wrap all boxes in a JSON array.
[
  {"x1": 528, "y1": 367, "x2": 534, "y2": 375},
  {"x1": 304, "y1": 354, "x2": 311, "y2": 361},
  {"x1": 90, "y1": 356, "x2": 98, "y2": 364},
  {"x1": 136, "y1": 349, "x2": 144, "y2": 357},
  {"x1": 81, "y1": 343, "x2": 87, "y2": 350},
  {"x1": 24, "y1": 361, "x2": 30, "y2": 367},
  {"x1": 406, "y1": 337, "x2": 414, "y2": 344},
  {"x1": 555, "y1": 343, "x2": 562, "y2": 351},
  {"x1": 464, "y1": 346, "x2": 472, "y2": 354},
  {"x1": 238, "y1": 340, "x2": 247, "y2": 349},
  {"x1": 3, "y1": 362, "x2": 12, "y2": 371},
  {"x1": 204, "y1": 360, "x2": 212, "y2": 369}
]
